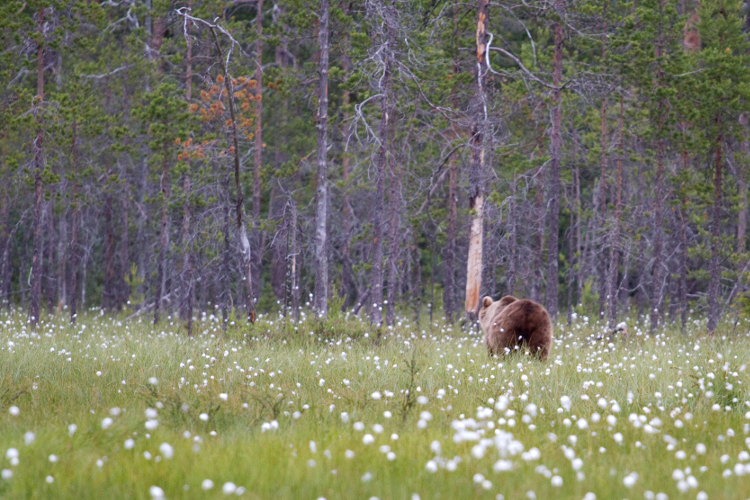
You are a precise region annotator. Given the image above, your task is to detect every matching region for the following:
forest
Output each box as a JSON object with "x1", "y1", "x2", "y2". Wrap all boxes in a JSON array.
[{"x1": 1, "y1": 0, "x2": 750, "y2": 334}]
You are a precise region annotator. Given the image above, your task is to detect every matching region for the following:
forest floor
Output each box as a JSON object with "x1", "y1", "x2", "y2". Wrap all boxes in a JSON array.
[{"x1": 1, "y1": 308, "x2": 750, "y2": 499}]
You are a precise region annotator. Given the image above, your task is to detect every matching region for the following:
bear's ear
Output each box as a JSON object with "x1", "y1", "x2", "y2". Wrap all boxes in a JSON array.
[
  {"x1": 482, "y1": 296, "x2": 493, "y2": 308},
  {"x1": 499, "y1": 296, "x2": 517, "y2": 307}
]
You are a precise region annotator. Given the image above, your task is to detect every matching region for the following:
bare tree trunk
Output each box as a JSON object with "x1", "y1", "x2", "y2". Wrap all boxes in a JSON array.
[
  {"x1": 29, "y1": 7, "x2": 45, "y2": 327},
  {"x1": 707, "y1": 123, "x2": 723, "y2": 333},
  {"x1": 340, "y1": 112, "x2": 356, "y2": 310},
  {"x1": 221, "y1": 176, "x2": 231, "y2": 332},
  {"x1": 546, "y1": 22, "x2": 563, "y2": 319},
  {"x1": 212, "y1": 27, "x2": 256, "y2": 323},
  {"x1": 314, "y1": 0, "x2": 330, "y2": 317},
  {"x1": 508, "y1": 174, "x2": 517, "y2": 296},
  {"x1": 154, "y1": 140, "x2": 170, "y2": 324},
  {"x1": 69, "y1": 175, "x2": 79, "y2": 323},
  {"x1": 370, "y1": 85, "x2": 388, "y2": 326},
  {"x1": 465, "y1": 0, "x2": 489, "y2": 319},
  {"x1": 531, "y1": 185, "x2": 543, "y2": 303},
  {"x1": 650, "y1": 34, "x2": 667, "y2": 334},
  {"x1": 105, "y1": 194, "x2": 116, "y2": 310},
  {"x1": 181, "y1": 14, "x2": 194, "y2": 335},
  {"x1": 369, "y1": 0, "x2": 395, "y2": 326},
  {"x1": 444, "y1": 140, "x2": 458, "y2": 321},
  {"x1": 679, "y1": 146, "x2": 689, "y2": 331},
  {"x1": 288, "y1": 199, "x2": 300, "y2": 321},
  {"x1": 608, "y1": 95, "x2": 624, "y2": 327},
  {"x1": 385, "y1": 118, "x2": 402, "y2": 326},
  {"x1": 0, "y1": 183, "x2": 9, "y2": 309},
  {"x1": 252, "y1": 0, "x2": 264, "y2": 304},
  {"x1": 597, "y1": 95, "x2": 608, "y2": 321}
]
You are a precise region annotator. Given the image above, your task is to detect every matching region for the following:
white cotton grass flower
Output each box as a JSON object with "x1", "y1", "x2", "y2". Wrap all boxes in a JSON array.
[
  {"x1": 102, "y1": 418, "x2": 113, "y2": 430},
  {"x1": 560, "y1": 396, "x2": 572, "y2": 411},
  {"x1": 425, "y1": 460, "x2": 438, "y2": 473},
  {"x1": 145, "y1": 420, "x2": 158, "y2": 430},
  {"x1": 309, "y1": 441, "x2": 317, "y2": 453},
  {"x1": 340, "y1": 412, "x2": 349, "y2": 423},
  {"x1": 623, "y1": 472, "x2": 638, "y2": 488},
  {"x1": 199, "y1": 413, "x2": 209, "y2": 421},
  {"x1": 551, "y1": 476, "x2": 563, "y2": 487},
  {"x1": 353, "y1": 422, "x2": 365, "y2": 431},
  {"x1": 24, "y1": 432, "x2": 35, "y2": 446},
  {"x1": 1, "y1": 469, "x2": 12, "y2": 480},
  {"x1": 145, "y1": 408, "x2": 158, "y2": 420},
  {"x1": 8, "y1": 406, "x2": 19, "y2": 416},
  {"x1": 219, "y1": 393, "x2": 228, "y2": 401},
  {"x1": 109, "y1": 407, "x2": 121, "y2": 416},
  {"x1": 371, "y1": 391, "x2": 382, "y2": 400},
  {"x1": 430, "y1": 441, "x2": 442, "y2": 455},
  {"x1": 68, "y1": 424, "x2": 77, "y2": 437},
  {"x1": 45, "y1": 475, "x2": 54, "y2": 483},
  {"x1": 159, "y1": 443, "x2": 174, "y2": 459},
  {"x1": 373, "y1": 424, "x2": 384, "y2": 434},
  {"x1": 345, "y1": 450, "x2": 355, "y2": 459},
  {"x1": 222, "y1": 482, "x2": 237, "y2": 494},
  {"x1": 6, "y1": 449, "x2": 18, "y2": 460},
  {"x1": 48, "y1": 454, "x2": 58, "y2": 463},
  {"x1": 149, "y1": 486, "x2": 165, "y2": 499},
  {"x1": 202, "y1": 479, "x2": 214, "y2": 490},
  {"x1": 383, "y1": 411, "x2": 392, "y2": 419},
  {"x1": 124, "y1": 439, "x2": 135, "y2": 450},
  {"x1": 363, "y1": 434, "x2": 375, "y2": 445},
  {"x1": 417, "y1": 396, "x2": 428, "y2": 405},
  {"x1": 391, "y1": 433, "x2": 399, "y2": 440},
  {"x1": 148, "y1": 377, "x2": 158, "y2": 385}
]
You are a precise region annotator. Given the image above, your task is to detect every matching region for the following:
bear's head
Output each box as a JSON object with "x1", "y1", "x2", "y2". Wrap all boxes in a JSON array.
[{"x1": 478, "y1": 295, "x2": 517, "y2": 333}]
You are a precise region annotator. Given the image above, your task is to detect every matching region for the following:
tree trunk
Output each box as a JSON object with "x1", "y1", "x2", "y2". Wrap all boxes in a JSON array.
[
  {"x1": 707, "y1": 123, "x2": 723, "y2": 333},
  {"x1": 385, "y1": 117, "x2": 402, "y2": 326},
  {"x1": 369, "y1": 0, "x2": 395, "y2": 326},
  {"x1": 154, "y1": 139, "x2": 170, "y2": 324},
  {"x1": 597, "y1": 95, "x2": 608, "y2": 321},
  {"x1": 181, "y1": 15, "x2": 194, "y2": 335},
  {"x1": 69, "y1": 174, "x2": 79, "y2": 323},
  {"x1": 252, "y1": 0, "x2": 264, "y2": 304},
  {"x1": 314, "y1": 0, "x2": 330, "y2": 317},
  {"x1": 465, "y1": 0, "x2": 489, "y2": 319},
  {"x1": 212, "y1": 27, "x2": 256, "y2": 324},
  {"x1": 650, "y1": 35, "x2": 667, "y2": 334},
  {"x1": 29, "y1": 7, "x2": 45, "y2": 327},
  {"x1": 105, "y1": 194, "x2": 116, "y2": 311},
  {"x1": 679, "y1": 146, "x2": 689, "y2": 331},
  {"x1": 444, "y1": 141, "x2": 458, "y2": 321},
  {"x1": 608, "y1": 95, "x2": 624, "y2": 328},
  {"x1": 546, "y1": 22, "x2": 563, "y2": 319},
  {"x1": 288, "y1": 198, "x2": 300, "y2": 321},
  {"x1": 0, "y1": 183, "x2": 9, "y2": 309},
  {"x1": 508, "y1": 174, "x2": 517, "y2": 296}
]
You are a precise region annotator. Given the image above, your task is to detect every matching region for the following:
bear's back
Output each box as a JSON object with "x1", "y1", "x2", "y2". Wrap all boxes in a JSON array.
[{"x1": 497, "y1": 299, "x2": 551, "y2": 338}]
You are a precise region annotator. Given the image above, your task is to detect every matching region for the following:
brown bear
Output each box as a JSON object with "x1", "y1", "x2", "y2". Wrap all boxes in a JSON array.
[{"x1": 478, "y1": 295, "x2": 553, "y2": 360}]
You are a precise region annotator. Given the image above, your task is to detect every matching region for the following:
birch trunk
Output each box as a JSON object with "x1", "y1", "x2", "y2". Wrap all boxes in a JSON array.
[
  {"x1": 314, "y1": 0, "x2": 329, "y2": 317},
  {"x1": 465, "y1": 0, "x2": 489, "y2": 318}
]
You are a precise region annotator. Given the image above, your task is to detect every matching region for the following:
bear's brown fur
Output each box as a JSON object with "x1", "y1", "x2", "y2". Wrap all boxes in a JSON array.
[{"x1": 478, "y1": 295, "x2": 553, "y2": 360}]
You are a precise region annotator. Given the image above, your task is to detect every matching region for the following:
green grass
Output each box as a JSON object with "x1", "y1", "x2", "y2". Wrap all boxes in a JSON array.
[{"x1": 1, "y1": 308, "x2": 750, "y2": 500}]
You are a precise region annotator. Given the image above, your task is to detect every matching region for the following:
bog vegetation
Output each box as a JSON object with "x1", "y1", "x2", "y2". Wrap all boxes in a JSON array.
[{"x1": 2, "y1": 309, "x2": 750, "y2": 499}]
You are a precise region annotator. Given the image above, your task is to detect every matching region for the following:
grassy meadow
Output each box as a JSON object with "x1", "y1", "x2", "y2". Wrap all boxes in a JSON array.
[{"x1": 1, "y1": 307, "x2": 750, "y2": 500}]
